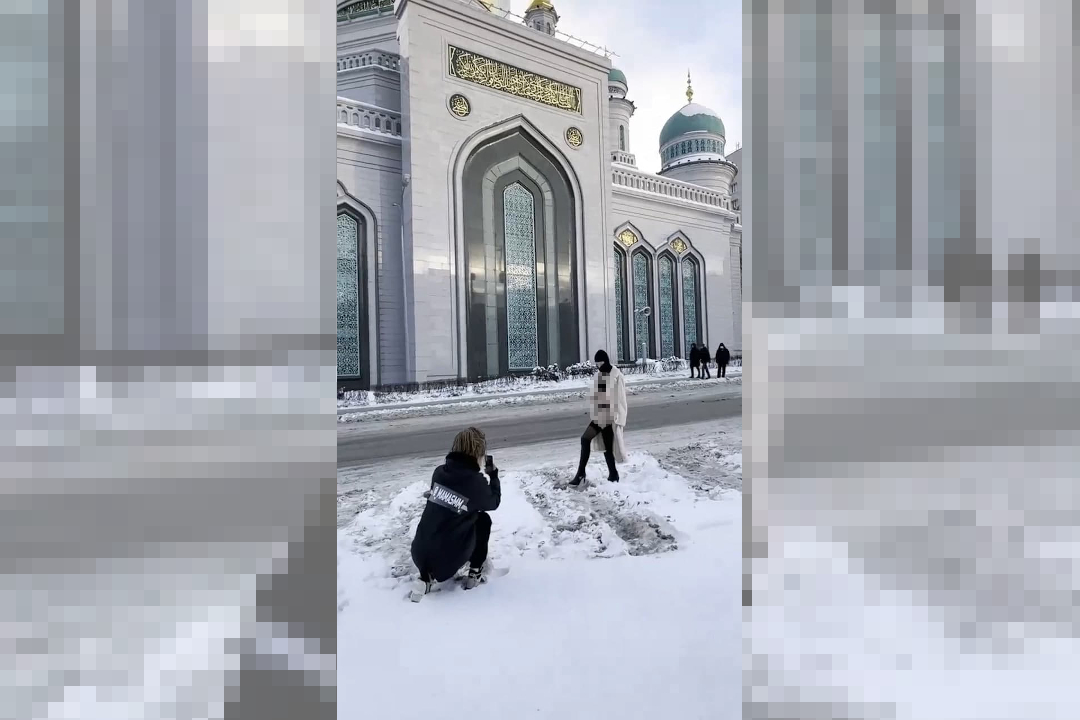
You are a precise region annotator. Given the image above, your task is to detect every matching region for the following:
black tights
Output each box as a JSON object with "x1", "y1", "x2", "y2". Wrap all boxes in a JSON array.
[{"x1": 576, "y1": 422, "x2": 618, "y2": 479}]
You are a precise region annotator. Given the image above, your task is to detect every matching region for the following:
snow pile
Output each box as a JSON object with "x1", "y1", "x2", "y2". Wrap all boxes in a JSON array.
[
  {"x1": 337, "y1": 374, "x2": 743, "y2": 424},
  {"x1": 339, "y1": 364, "x2": 741, "y2": 412},
  {"x1": 338, "y1": 441, "x2": 741, "y2": 719}
]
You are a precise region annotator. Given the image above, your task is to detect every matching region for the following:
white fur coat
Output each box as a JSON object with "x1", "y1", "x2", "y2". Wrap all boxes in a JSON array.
[{"x1": 589, "y1": 366, "x2": 628, "y2": 462}]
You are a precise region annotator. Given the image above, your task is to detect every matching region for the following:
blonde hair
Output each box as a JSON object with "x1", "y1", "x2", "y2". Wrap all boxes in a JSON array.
[{"x1": 451, "y1": 427, "x2": 487, "y2": 464}]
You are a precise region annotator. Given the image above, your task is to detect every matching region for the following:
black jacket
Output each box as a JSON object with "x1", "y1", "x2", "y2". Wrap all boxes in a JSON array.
[
  {"x1": 689, "y1": 347, "x2": 700, "y2": 366},
  {"x1": 411, "y1": 452, "x2": 501, "y2": 582},
  {"x1": 699, "y1": 346, "x2": 712, "y2": 363},
  {"x1": 716, "y1": 346, "x2": 731, "y2": 365}
]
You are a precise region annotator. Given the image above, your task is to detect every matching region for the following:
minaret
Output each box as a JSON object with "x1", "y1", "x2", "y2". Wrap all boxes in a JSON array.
[
  {"x1": 657, "y1": 69, "x2": 738, "y2": 194},
  {"x1": 523, "y1": 0, "x2": 558, "y2": 36},
  {"x1": 608, "y1": 67, "x2": 636, "y2": 166}
]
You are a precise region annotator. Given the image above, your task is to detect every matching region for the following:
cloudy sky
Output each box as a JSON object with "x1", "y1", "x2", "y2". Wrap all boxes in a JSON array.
[{"x1": 501, "y1": 0, "x2": 742, "y2": 174}]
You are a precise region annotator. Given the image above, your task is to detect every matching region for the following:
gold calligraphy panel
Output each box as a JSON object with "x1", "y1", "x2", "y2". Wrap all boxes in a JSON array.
[
  {"x1": 448, "y1": 46, "x2": 583, "y2": 115},
  {"x1": 337, "y1": 0, "x2": 393, "y2": 21}
]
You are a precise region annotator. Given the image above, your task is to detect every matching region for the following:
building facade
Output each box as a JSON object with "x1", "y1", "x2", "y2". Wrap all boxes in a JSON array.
[{"x1": 336, "y1": 0, "x2": 742, "y2": 388}]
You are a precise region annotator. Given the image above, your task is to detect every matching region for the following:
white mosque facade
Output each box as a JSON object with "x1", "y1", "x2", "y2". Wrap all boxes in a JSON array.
[{"x1": 336, "y1": 0, "x2": 742, "y2": 388}]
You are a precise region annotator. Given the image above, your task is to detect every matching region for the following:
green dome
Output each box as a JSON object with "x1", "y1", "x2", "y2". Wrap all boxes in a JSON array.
[
  {"x1": 608, "y1": 67, "x2": 627, "y2": 86},
  {"x1": 659, "y1": 103, "x2": 726, "y2": 147}
]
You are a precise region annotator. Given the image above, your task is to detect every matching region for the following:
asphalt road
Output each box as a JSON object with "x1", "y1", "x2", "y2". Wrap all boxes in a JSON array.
[{"x1": 338, "y1": 384, "x2": 741, "y2": 468}]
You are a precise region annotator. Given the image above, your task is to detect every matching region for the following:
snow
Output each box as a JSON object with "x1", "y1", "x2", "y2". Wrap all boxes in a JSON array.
[
  {"x1": 338, "y1": 374, "x2": 742, "y2": 423},
  {"x1": 339, "y1": 365, "x2": 742, "y2": 413},
  {"x1": 679, "y1": 102, "x2": 720, "y2": 118},
  {"x1": 337, "y1": 421, "x2": 741, "y2": 719}
]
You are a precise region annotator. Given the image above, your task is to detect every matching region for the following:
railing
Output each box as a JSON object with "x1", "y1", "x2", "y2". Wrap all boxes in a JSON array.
[
  {"x1": 611, "y1": 166, "x2": 733, "y2": 211},
  {"x1": 337, "y1": 50, "x2": 401, "y2": 73},
  {"x1": 611, "y1": 150, "x2": 637, "y2": 166},
  {"x1": 445, "y1": 0, "x2": 616, "y2": 59},
  {"x1": 337, "y1": 98, "x2": 402, "y2": 137}
]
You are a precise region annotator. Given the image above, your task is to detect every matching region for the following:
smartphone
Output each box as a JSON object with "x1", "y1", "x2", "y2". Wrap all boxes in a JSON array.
[{"x1": 485, "y1": 455, "x2": 494, "y2": 469}]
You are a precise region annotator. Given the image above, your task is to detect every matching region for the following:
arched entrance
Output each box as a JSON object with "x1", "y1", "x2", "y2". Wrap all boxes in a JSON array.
[{"x1": 458, "y1": 126, "x2": 581, "y2": 380}]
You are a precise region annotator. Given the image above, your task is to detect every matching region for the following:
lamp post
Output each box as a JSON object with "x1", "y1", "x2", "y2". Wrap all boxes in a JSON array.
[{"x1": 633, "y1": 306, "x2": 651, "y2": 363}]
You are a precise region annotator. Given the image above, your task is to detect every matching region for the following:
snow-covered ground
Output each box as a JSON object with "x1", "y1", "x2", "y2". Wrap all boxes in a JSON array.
[
  {"x1": 339, "y1": 365, "x2": 743, "y2": 411},
  {"x1": 339, "y1": 372, "x2": 742, "y2": 424},
  {"x1": 337, "y1": 420, "x2": 741, "y2": 719}
]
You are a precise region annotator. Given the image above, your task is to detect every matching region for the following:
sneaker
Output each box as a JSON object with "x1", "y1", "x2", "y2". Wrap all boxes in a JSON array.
[
  {"x1": 409, "y1": 578, "x2": 433, "y2": 603},
  {"x1": 464, "y1": 566, "x2": 483, "y2": 590}
]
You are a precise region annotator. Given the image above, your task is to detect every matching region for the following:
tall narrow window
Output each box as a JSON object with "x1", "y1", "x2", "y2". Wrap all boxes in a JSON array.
[
  {"x1": 619, "y1": 125, "x2": 626, "y2": 151},
  {"x1": 658, "y1": 255, "x2": 676, "y2": 358},
  {"x1": 337, "y1": 213, "x2": 361, "y2": 377},
  {"x1": 614, "y1": 248, "x2": 628, "y2": 362},
  {"x1": 632, "y1": 251, "x2": 653, "y2": 359},
  {"x1": 503, "y1": 182, "x2": 538, "y2": 370},
  {"x1": 682, "y1": 257, "x2": 701, "y2": 348}
]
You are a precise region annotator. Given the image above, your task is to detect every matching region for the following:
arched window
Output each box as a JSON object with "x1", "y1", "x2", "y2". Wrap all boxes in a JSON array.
[
  {"x1": 632, "y1": 250, "x2": 655, "y2": 359},
  {"x1": 503, "y1": 182, "x2": 539, "y2": 370},
  {"x1": 613, "y1": 246, "x2": 629, "y2": 363},
  {"x1": 682, "y1": 256, "x2": 702, "y2": 348},
  {"x1": 658, "y1": 254, "x2": 678, "y2": 358},
  {"x1": 619, "y1": 125, "x2": 626, "y2": 151},
  {"x1": 337, "y1": 211, "x2": 364, "y2": 380}
]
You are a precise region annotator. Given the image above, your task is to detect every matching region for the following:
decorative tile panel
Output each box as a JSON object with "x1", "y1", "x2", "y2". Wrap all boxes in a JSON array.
[
  {"x1": 682, "y1": 259, "x2": 699, "y2": 348},
  {"x1": 614, "y1": 250, "x2": 626, "y2": 362},
  {"x1": 633, "y1": 252, "x2": 650, "y2": 359},
  {"x1": 337, "y1": 213, "x2": 361, "y2": 377},
  {"x1": 503, "y1": 183, "x2": 539, "y2": 369},
  {"x1": 659, "y1": 256, "x2": 675, "y2": 358}
]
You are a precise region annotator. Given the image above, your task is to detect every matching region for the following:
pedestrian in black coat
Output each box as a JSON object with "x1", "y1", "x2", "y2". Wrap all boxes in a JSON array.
[
  {"x1": 699, "y1": 344, "x2": 712, "y2": 379},
  {"x1": 716, "y1": 343, "x2": 731, "y2": 378},
  {"x1": 410, "y1": 427, "x2": 501, "y2": 601},
  {"x1": 688, "y1": 343, "x2": 700, "y2": 378}
]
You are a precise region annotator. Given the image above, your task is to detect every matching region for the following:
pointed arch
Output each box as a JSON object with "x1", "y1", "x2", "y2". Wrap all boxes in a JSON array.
[
  {"x1": 665, "y1": 229, "x2": 693, "y2": 254},
  {"x1": 629, "y1": 245, "x2": 656, "y2": 360},
  {"x1": 680, "y1": 251, "x2": 704, "y2": 351},
  {"x1": 613, "y1": 220, "x2": 649, "y2": 251},
  {"x1": 336, "y1": 181, "x2": 380, "y2": 388},
  {"x1": 612, "y1": 243, "x2": 630, "y2": 363},
  {"x1": 451, "y1": 115, "x2": 584, "y2": 379},
  {"x1": 657, "y1": 249, "x2": 680, "y2": 358}
]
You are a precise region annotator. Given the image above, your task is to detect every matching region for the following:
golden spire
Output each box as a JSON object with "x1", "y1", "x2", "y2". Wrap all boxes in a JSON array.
[
  {"x1": 527, "y1": 0, "x2": 554, "y2": 9},
  {"x1": 686, "y1": 69, "x2": 694, "y2": 103}
]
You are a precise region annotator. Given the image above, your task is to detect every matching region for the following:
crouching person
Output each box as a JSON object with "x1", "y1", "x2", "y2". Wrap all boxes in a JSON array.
[{"x1": 410, "y1": 427, "x2": 501, "y2": 602}]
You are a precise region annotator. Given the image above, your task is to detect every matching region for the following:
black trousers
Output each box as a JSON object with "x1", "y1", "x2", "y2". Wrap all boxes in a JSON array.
[
  {"x1": 469, "y1": 512, "x2": 492, "y2": 570},
  {"x1": 701, "y1": 363, "x2": 712, "y2": 378},
  {"x1": 576, "y1": 422, "x2": 618, "y2": 478},
  {"x1": 719, "y1": 363, "x2": 727, "y2": 378},
  {"x1": 418, "y1": 512, "x2": 491, "y2": 582},
  {"x1": 690, "y1": 364, "x2": 699, "y2": 378}
]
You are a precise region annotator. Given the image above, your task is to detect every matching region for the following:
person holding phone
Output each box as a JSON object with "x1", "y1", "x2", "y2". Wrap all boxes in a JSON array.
[{"x1": 410, "y1": 427, "x2": 502, "y2": 601}]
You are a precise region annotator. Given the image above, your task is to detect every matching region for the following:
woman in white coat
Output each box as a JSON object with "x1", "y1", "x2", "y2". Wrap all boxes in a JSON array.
[{"x1": 570, "y1": 350, "x2": 628, "y2": 486}]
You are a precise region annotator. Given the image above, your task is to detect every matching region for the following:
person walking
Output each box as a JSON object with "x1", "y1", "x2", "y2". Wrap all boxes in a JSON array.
[
  {"x1": 688, "y1": 343, "x2": 700, "y2": 378},
  {"x1": 570, "y1": 350, "x2": 627, "y2": 487},
  {"x1": 409, "y1": 427, "x2": 501, "y2": 601},
  {"x1": 699, "y1": 343, "x2": 712, "y2": 379},
  {"x1": 716, "y1": 342, "x2": 731, "y2": 378}
]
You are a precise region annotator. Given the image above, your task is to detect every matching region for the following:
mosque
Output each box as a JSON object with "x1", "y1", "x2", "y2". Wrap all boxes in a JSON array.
[{"x1": 336, "y1": 0, "x2": 742, "y2": 388}]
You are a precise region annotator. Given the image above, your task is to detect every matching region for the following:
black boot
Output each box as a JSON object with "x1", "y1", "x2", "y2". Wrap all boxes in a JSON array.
[
  {"x1": 604, "y1": 452, "x2": 619, "y2": 483},
  {"x1": 569, "y1": 473, "x2": 585, "y2": 487}
]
